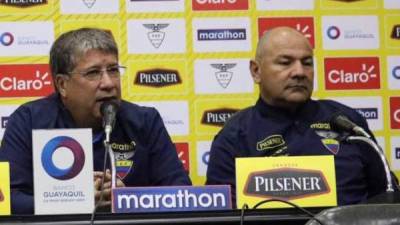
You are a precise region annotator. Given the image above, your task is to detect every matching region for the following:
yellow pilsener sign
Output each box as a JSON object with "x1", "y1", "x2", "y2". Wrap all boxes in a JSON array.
[
  {"x1": 0, "y1": 162, "x2": 11, "y2": 215},
  {"x1": 236, "y1": 156, "x2": 337, "y2": 209}
]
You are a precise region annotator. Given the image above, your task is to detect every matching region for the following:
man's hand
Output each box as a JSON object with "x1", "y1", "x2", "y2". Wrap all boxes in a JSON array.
[{"x1": 93, "y1": 169, "x2": 125, "y2": 208}]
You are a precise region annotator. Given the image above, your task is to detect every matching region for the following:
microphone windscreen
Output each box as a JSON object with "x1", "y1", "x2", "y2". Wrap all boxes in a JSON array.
[
  {"x1": 100, "y1": 101, "x2": 119, "y2": 117},
  {"x1": 330, "y1": 113, "x2": 357, "y2": 132}
]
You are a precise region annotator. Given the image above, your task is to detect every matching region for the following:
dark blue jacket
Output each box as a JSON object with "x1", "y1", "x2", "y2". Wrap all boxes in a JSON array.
[
  {"x1": 206, "y1": 98, "x2": 397, "y2": 207},
  {"x1": 0, "y1": 93, "x2": 191, "y2": 214}
]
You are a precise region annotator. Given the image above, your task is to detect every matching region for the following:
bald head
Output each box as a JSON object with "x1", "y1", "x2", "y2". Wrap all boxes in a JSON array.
[{"x1": 255, "y1": 27, "x2": 312, "y2": 61}]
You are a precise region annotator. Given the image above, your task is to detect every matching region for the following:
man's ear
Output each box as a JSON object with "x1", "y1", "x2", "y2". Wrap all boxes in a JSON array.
[
  {"x1": 54, "y1": 75, "x2": 68, "y2": 97},
  {"x1": 250, "y1": 59, "x2": 261, "y2": 83}
]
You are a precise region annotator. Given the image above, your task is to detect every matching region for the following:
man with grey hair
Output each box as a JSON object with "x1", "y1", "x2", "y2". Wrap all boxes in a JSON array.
[
  {"x1": 206, "y1": 26, "x2": 397, "y2": 207},
  {"x1": 0, "y1": 27, "x2": 191, "y2": 214}
]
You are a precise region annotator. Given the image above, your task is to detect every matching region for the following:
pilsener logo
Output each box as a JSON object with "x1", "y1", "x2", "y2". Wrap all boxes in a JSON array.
[
  {"x1": 391, "y1": 25, "x2": 400, "y2": 39},
  {"x1": 244, "y1": 168, "x2": 330, "y2": 200},
  {"x1": 135, "y1": 68, "x2": 181, "y2": 87},
  {"x1": 324, "y1": 57, "x2": 380, "y2": 90},
  {"x1": 197, "y1": 29, "x2": 246, "y2": 41},
  {"x1": 0, "y1": 64, "x2": 53, "y2": 97},
  {"x1": 192, "y1": 0, "x2": 248, "y2": 11},
  {"x1": 201, "y1": 108, "x2": 238, "y2": 127},
  {"x1": 0, "y1": 0, "x2": 47, "y2": 7},
  {"x1": 390, "y1": 97, "x2": 400, "y2": 129},
  {"x1": 41, "y1": 136, "x2": 85, "y2": 180},
  {"x1": 355, "y1": 108, "x2": 378, "y2": 120}
]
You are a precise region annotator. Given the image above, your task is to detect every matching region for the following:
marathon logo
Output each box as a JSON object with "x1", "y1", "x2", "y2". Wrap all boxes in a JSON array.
[
  {"x1": 244, "y1": 168, "x2": 330, "y2": 200},
  {"x1": 396, "y1": 147, "x2": 400, "y2": 159},
  {"x1": 391, "y1": 25, "x2": 400, "y2": 40},
  {"x1": 197, "y1": 29, "x2": 246, "y2": 41},
  {"x1": 355, "y1": 108, "x2": 378, "y2": 120},
  {"x1": 134, "y1": 69, "x2": 181, "y2": 87},
  {"x1": 201, "y1": 108, "x2": 238, "y2": 127},
  {"x1": 112, "y1": 185, "x2": 232, "y2": 213},
  {"x1": 1, "y1": 116, "x2": 9, "y2": 129},
  {"x1": 0, "y1": 0, "x2": 47, "y2": 7}
]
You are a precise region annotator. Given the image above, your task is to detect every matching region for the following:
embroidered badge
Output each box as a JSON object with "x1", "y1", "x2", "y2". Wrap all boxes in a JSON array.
[
  {"x1": 116, "y1": 160, "x2": 134, "y2": 180},
  {"x1": 111, "y1": 141, "x2": 136, "y2": 180},
  {"x1": 321, "y1": 138, "x2": 340, "y2": 155},
  {"x1": 256, "y1": 134, "x2": 287, "y2": 156}
]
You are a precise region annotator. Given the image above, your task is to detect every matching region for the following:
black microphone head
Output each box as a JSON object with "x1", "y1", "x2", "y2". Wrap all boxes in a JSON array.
[
  {"x1": 330, "y1": 113, "x2": 357, "y2": 133},
  {"x1": 100, "y1": 100, "x2": 119, "y2": 129}
]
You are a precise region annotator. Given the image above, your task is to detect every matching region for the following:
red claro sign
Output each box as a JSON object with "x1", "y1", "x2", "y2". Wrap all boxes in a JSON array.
[
  {"x1": 324, "y1": 57, "x2": 380, "y2": 90},
  {"x1": 0, "y1": 64, "x2": 54, "y2": 97}
]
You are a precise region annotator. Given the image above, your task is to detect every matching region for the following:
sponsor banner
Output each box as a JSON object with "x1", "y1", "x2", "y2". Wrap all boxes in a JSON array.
[
  {"x1": 324, "y1": 57, "x2": 380, "y2": 90},
  {"x1": 322, "y1": 16, "x2": 379, "y2": 50},
  {"x1": 387, "y1": 56, "x2": 400, "y2": 90},
  {"x1": 384, "y1": 0, "x2": 400, "y2": 9},
  {"x1": 60, "y1": 0, "x2": 119, "y2": 14},
  {"x1": 256, "y1": 0, "x2": 314, "y2": 10},
  {"x1": 236, "y1": 156, "x2": 337, "y2": 208},
  {"x1": 0, "y1": 22, "x2": 54, "y2": 56},
  {"x1": 127, "y1": 0, "x2": 184, "y2": 12},
  {"x1": 174, "y1": 142, "x2": 190, "y2": 172},
  {"x1": 0, "y1": 105, "x2": 19, "y2": 139},
  {"x1": 192, "y1": 17, "x2": 251, "y2": 53},
  {"x1": 196, "y1": 141, "x2": 211, "y2": 176},
  {"x1": 391, "y1": 137, "x2": 400, "y2": 170},
  {"x1": 192, "y1": 0, "x2": 249, "y2": 11},
  {"x1": 320, "y1": 0, "x2": 378, "y2": 9},
  {"x1": 138, "y1": 101, "x2": 189, "y2": 136},
  {"x1": 127, "y1": 18, "x2": 186, "y2": 54},
  {"x1": 195, "y1": 99, "x2": 253, "y2": 135},
  {"x1": 128, "y1": 59, "x2": 188, "y2": 96},
  {"x1": 313, "y1": 57, "x2": 318, "y2": 91},
  {"x1": 258, "y1": 17, "x2": 315, "y2": 48},
  {"x1": 0, "y1": 64, "x2": 54, "y2": 98},
  {"x1": 33, "y1": 129, "x2": 94, "y2": 215},
  {"x1": 384, "y1": 15, "x2": 400, "y2": 49},
  {"x1": 390, "y1": 97, "x2": 400, "y2": 129},
  {"x1": 60, "y1": 20, "x2": 121, "y2": 46},
  {"x1": 194, "y1": 58, "x2": 254, "y2": 94},
  {"x1": 0, "y1": 0, "x2": 52, "y2": 14},
  {"x1": 112, "y1": 185, "x2": 232, "y2": 213},
  {"x1": 330, "y1": 96, "x2": 383, "y2": 131},
  {"x1": 0, "y1": 162, "x2": 10, "y2": 215}
]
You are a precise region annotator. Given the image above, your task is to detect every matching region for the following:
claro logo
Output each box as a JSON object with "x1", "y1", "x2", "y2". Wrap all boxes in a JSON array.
[
  {"x1": 390, "y1": 97, "x2": 400, "y2": 129},
  {"x1": 0, "y1": 64, "x2": 53, "y2": 97},
  {"x1": 324, "y1": 57, "x2": 380, "y2": 90},
  {"x1": 192, "y1": 0, "x2": 248, "y2": 11}
]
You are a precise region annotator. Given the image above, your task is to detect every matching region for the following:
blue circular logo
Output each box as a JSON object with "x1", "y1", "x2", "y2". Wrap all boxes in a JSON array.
[
  {"x1": 0, "y1": 32, "x2": 14, "y2": 46},
  {"x1": 41, "y1": 136, "x2": 85, "y2": 180},
  {"x1": 327, "y1": 26, "x2": 341, "y2": 40},
  {"x1": 392, "y1": 66, "x2": 400, "y2": 79},
  {"x1": 202, "y1": 151, "x2": 210, "y2": 165}
]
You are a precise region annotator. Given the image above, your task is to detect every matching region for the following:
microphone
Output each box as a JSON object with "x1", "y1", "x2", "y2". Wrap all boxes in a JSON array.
[
  {"x1": 100, "y1": 101, "x2": 119, "y2": 143},
  {"x1": 330, "y1": 113, "x2": 395, "y2": 192},
  {"x1": 330, "y1": 113, "x2": 371, "y2": 138}
]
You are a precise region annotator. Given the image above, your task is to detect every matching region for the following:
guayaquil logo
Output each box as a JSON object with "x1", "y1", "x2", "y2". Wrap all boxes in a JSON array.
[
  {"x1": 244, "y1": 168, "x2": 330, "y2": 200},
  {"x1": 134, "y1": 68, "x2": 181, "y2": 87}
]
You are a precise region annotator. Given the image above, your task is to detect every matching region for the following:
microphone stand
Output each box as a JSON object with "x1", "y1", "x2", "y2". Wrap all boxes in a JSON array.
[
  {"x1": 104, "y1": 139, "x2": 116, "y2": 189},
  {"x1": 345, "y1": 136, "x2": 394, "y2": 192}
]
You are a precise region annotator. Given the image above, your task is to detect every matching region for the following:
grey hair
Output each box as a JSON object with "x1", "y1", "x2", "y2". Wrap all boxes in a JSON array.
[{"x1": 49, "y1": 27, "x2": 118, "y2": 80}]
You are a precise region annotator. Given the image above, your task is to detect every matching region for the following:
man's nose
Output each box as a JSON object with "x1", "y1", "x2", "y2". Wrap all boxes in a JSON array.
[
  {"x1": 290, "y1": 61, "x2": 306, "y2": 77},
  {"x1": 99, "y1": 72, "x2": 117, "y2": 89}
]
